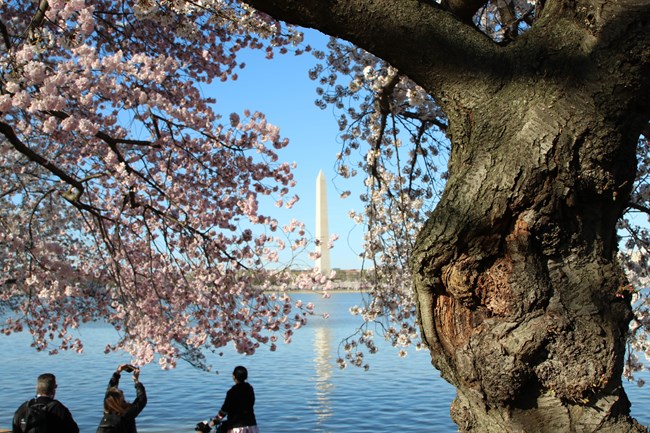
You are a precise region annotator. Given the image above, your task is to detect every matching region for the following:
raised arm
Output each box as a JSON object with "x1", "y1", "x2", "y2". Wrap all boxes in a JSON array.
[{"x1": 122, "y1": 367, "x2": 147, "y2": 420}]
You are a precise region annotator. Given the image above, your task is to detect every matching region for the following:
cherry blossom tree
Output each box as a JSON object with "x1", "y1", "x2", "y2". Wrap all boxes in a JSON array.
[
  {"x1": 0, "y1": 0, "x2": 326, "y2": 370},
  {"x1": 2, "y1": 0, "x2": 650, "y2": 432}
]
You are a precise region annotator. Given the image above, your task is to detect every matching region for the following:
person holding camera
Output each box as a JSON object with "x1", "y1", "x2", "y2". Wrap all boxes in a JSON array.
[
  {"x1": 209, "y1": 366, "x2": 259, "y2": 433},
  {"x1": 96, "y1": 364, "x2": 147, "y2": 433}
]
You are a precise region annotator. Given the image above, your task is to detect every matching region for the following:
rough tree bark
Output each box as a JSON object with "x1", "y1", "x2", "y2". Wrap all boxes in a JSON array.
[
  {"x1": 244, "y1": 0, "x2": 650, "y2": 431},
  {"x1": 409, "y1": 3, "x2": 650, "y2": 431}
]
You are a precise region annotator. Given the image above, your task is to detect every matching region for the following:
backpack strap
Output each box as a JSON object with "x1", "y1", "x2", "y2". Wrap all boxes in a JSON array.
[{"x1": 29, "y1": 398, "x2": 57, "y2": 410}]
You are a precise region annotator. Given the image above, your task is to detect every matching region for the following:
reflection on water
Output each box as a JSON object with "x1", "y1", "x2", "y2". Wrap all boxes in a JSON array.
[
  {"x1": 313, "y1": 327, "x2": 334, "y2": 425},
  {"x1": 0, "y1": 292, "x2": 648, "y2": 433}
]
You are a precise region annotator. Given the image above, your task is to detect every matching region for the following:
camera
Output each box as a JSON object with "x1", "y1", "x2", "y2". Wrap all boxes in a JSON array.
[
  {"x1": 123, "y1": 365, "x2": 135, "y2": 373},
  {"x1": 195, "y1": 421, "x2": 211, "y2": 433}
]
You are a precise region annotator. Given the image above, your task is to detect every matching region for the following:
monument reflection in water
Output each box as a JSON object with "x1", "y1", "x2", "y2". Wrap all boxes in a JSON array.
[
  {"x1": 313, "y1": 326, "x2": 334, "y2": 426},
  {"x1": 0, "y1": 292, "x2": 648, "y2": 432}
]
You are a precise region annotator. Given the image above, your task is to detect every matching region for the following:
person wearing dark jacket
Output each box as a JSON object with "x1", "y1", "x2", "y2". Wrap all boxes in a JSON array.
[
  {"x1": 96, "y1": 364, "x2": 147, "y2": 433},
  {"x1": 12, "y1": 373, "x2": 79, "y2": 433},
  {"x1": 209, "y1": 366, "x2": 259, "y2": 433}
]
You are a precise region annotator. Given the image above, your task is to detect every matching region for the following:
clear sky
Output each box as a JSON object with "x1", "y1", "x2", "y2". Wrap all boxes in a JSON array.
[{"x1": 207, "y1": 29, "x2": 367, "y2": 270}]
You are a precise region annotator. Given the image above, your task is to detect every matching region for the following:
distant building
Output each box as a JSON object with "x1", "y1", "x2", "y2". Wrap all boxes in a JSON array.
[{"x1": 315, "y1": 170, "x2": 331, "y2": 274}]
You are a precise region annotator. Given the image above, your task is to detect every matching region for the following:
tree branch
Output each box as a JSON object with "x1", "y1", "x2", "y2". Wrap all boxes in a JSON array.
[
  {"x1": 495, "y1": 0, "x2": 518, "y2": 41},
  {"x1": 440, "y1": 0, "x2": 488, "y2": 22},
  {"x1": 369, "y1": 72, "x2": 401, "y2": 190},
  {"x1": 0, "y1": 20, "x2": 11, "y2": 50},
  {"x1": 25, "y1": 0, "x2": 50, "y2": 37},
  {"x1": 401, "y1": 110, "x2": 448, "y2": 132},
  {"x1": 44, "y1": 110, "x2": 155, "y2": 148},
  {"x1": 0, "y1": 120, "x2": 84, "y2": 196},
  {"x1": 627, "y1": 201, "x2": 650, "y2": 215},
  {"x1": 241, "y1": 0, "x2": 504, "y2": 103}
]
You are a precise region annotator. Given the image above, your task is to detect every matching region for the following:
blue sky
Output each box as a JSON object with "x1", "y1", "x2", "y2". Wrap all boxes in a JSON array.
[{"x1": 208, "y1": 30, "x2": 367, "y2": 270}]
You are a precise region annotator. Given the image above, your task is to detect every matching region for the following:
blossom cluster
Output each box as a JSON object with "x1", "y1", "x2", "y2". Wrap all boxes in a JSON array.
[{"x1": 0, "y1": 0, "x2": 315, "y2": 369}]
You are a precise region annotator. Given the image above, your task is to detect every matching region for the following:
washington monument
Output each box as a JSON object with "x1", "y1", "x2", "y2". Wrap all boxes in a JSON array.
[{"x1": 315, "y1": 170, "x2": 331, "y2": 274}]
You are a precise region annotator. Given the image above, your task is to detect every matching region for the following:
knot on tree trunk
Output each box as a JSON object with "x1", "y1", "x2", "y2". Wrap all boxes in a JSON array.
[{"x1": 442, "y1": 254, "x2": 519, "y2": 315}]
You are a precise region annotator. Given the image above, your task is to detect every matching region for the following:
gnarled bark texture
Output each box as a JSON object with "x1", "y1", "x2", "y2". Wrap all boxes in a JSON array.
[
  {"x1": 244, "y1": 0, "x2": 650, "y2": 431},
  {"x1": 408, "y1": 2, "x2": 650, "y2": 431}
]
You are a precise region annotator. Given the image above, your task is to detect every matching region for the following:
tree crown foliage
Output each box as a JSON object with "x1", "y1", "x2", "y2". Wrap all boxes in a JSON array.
[{"x1": 1, "y1": 0, "x2": 648, "y2": 379}]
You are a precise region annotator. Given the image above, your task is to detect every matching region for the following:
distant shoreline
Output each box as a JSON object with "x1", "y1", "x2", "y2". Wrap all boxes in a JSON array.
[
  {"x1": 281, "y1": 288, "x2": 364, "y2": 294},
  {"x1": 266, "y1": 280, "x2": 369, "y2": 293},
  {"x1": 264, "y1": 287, "x2": 365, "y2": 294}
]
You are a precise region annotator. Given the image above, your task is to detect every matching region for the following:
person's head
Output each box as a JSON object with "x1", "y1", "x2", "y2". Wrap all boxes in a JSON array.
[
  {"x1": 36, "y1": 373, "x2": 57, "y2": 397},
  {"x1": 104, "y1": 387, "x2": 130, "y2": 415},
  {"x1": 233, "y1": 366, "x2": 248, "y2": 383}
]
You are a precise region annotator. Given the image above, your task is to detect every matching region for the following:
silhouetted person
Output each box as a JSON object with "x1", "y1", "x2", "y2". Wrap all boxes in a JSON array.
[
  {"x1": 210, "y1": 366, "x2": 259, "y2": 433},
  {"x1": 96, "y1": 364, "x2": 147, "y2": 433},
  {"x1": 13, "y1": 373, "x2": 79, "y2": 433}
]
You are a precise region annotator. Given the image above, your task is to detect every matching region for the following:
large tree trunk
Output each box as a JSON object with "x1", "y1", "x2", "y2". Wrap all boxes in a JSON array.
[
  {"x1": 411, "y1": 100, "x2": 645, "y2": 432},
  {"x1": 410, "y1": 4, "x2": 649, "y2": 432},
  {"x1": 242, "y1": 0, "x2": 649, "y2": 431}
]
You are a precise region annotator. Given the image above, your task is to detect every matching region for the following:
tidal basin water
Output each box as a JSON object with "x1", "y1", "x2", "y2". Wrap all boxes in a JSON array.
[{"x1": 1, "y1": 292, "x2": 649, "y2": 432}]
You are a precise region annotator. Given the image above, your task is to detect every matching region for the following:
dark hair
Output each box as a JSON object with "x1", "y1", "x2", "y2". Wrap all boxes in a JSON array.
[
  {"x1": 233, "y1": 366, "x2": 248, "y2": 382},
  {"x1": 36, "y1": 374, "x2": 57, "y2": 396}
]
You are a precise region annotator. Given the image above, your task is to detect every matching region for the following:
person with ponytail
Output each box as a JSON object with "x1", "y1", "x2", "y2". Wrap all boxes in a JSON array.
[{"x1": 96, "y1": 364, "x2": 147, "y2": 433}]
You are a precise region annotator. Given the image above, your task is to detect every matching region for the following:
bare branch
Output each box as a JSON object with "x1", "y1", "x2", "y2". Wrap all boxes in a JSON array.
[
  {"x1": 44, "y1": 110, "x2": 155, "y2": 147},
  {"x1": 0, "y1": 120, "x2": 84, "y2": 195},
  {"x1": 25, "y1": 0, "x2": 50, "y2": 37},
  {"x1": 0, "y1": 20, "x2": 11, "y2": 50},
  {"x1": 627, "y1": 202, "x2": 650, "y2": 215}
]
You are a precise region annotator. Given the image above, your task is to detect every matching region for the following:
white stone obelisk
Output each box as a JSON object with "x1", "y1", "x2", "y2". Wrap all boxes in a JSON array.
[{"x1": 315, "y1": 170, "x2": 331, "y2": 274}]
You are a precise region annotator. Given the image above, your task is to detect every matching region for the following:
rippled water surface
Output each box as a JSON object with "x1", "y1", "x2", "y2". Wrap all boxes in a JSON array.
[{"x1": 1, "y1": 292, "x2": 648, "y2": 432}]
